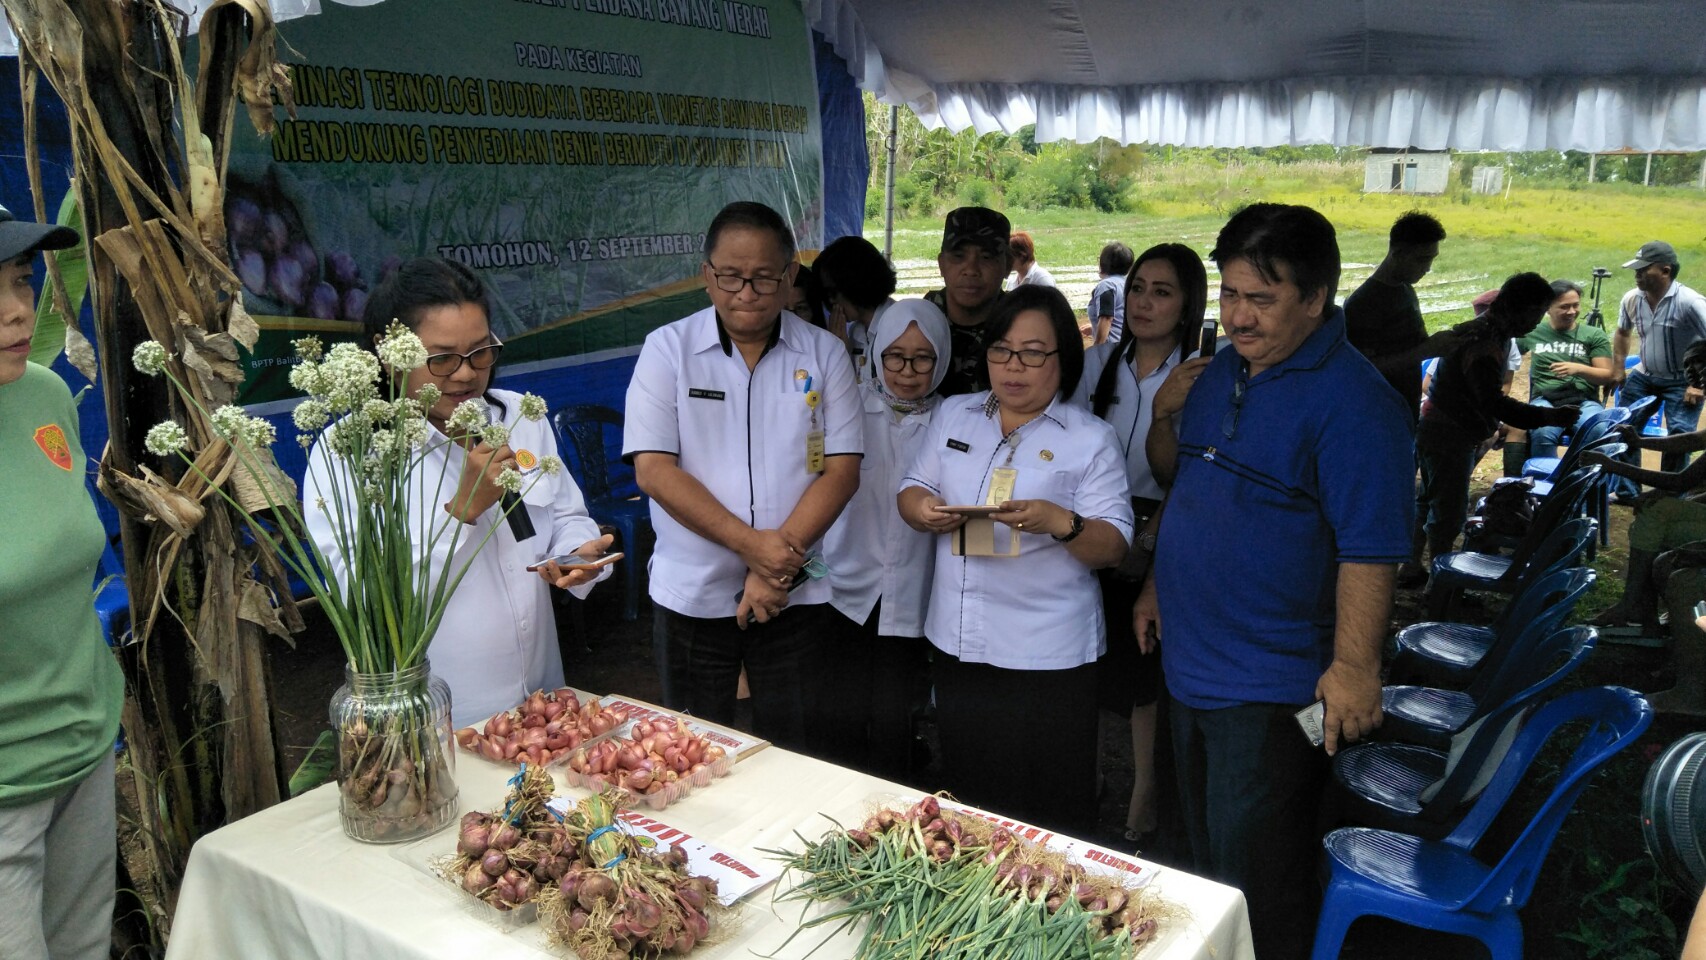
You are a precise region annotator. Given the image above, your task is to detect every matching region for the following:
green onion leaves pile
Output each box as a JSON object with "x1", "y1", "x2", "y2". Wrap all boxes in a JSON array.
[{"x1": 768, "y1": 796, "x2": 1172, "y2": 960}]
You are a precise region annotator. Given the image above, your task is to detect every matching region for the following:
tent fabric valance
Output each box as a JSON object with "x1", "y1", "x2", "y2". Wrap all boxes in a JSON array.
[{"x1": 805, "y1": 0, "x2": 1706, "y2": 151}]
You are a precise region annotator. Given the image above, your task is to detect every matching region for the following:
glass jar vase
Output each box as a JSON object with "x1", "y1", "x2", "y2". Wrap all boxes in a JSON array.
[{"x1": 329, "y1": 660, "x2": 459, "y2": 843}]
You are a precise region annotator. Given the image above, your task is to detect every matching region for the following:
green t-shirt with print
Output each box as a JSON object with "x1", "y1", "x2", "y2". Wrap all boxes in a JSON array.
[
  {"x1": 1519, "y1": 321, "x2": 1612, "y2": 402},
  {"x1": 0, "y1": 362, "x2": 124, "y2": 807}
]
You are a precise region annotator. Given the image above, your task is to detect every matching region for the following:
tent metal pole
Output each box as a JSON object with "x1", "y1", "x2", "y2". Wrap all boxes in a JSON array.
[
  {"x1": 1645, "y1": 153, "x2": 1653, "y2": 186},
  {"x1": 1588, "y1": 153, "x2": 1597, "y2": 183},
  {"x1": 884, "y1": 104, "x2": 898, "y2": 259}
]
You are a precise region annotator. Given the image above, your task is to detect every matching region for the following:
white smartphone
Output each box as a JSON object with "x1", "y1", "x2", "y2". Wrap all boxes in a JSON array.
[
  {"x1": 937, "y1": 504, "x2": 1003, "y2": 517},
  {"x1": 1199, "y1": 320, "x2": 1220, "y2": 358},
  {"x1": 1294, "y1": 699, "x2": 1326, "y2": 748},
  {"x1": 526, "y1": 551, "x2": 624, "y2": 573}
]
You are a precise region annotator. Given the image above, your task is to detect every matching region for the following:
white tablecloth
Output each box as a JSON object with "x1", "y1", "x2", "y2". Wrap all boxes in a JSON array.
[{"x1": 165, "y1": 742, "x2": 1254, "y2": 960}]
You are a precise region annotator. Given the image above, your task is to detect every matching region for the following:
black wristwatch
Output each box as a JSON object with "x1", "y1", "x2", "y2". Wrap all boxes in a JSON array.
[{"x1": 1053, "y1": 512, "x2": 1085, "y2": 543}]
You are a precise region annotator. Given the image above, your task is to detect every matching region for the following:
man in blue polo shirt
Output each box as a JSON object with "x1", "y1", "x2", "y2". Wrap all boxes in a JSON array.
[{"x1": 1137, "y1": 203, "x2": 1413, "y2": 960}]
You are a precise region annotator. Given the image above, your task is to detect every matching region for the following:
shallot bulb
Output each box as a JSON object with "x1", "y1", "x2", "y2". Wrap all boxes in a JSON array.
[{"x1": 462, "y1": 862, "x2": 495, "y2": 894}]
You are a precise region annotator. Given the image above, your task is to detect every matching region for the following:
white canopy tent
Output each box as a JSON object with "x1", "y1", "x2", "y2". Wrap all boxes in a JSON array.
[
  {"x1": 806, "y1": 0, "x2": 1706, "y2": 151},
  {"x1": 3, "y1": 0, "x2": 1701, "y2": 151}
]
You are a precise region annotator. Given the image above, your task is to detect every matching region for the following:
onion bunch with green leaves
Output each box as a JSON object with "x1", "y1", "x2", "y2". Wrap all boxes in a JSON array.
[{"x1": 768, "y1": 796, "x2": 1172, "y2": 960}]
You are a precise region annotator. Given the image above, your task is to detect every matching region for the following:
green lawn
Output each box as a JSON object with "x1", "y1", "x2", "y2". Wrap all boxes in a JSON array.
[{"x1": 868, "y1": 161, "x2": 1706, "y2": 331}]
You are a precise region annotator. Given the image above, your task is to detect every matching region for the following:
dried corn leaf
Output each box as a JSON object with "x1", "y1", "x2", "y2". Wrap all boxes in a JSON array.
[
  {"x1": 104, "y1": 463, "x2": 206, "y2": 539},
  {"x1": 175, "y1": 321, "x2": 244, "y2": 403},
  {"x1": 236, "y1": 577, "x2": 291, "y2": 641},
  {"x1": 227, "y1": 297, "x2": 259, "y2": 351}
]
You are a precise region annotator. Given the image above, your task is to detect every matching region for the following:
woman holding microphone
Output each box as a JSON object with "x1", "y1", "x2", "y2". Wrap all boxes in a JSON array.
[{"x1": 898, "y1": 284, "x2": 1133, "y2": 833}]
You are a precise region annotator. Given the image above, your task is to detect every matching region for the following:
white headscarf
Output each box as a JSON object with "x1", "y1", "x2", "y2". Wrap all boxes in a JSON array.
[{"x1": 864, "y1": 298, "x2": 952, "y2": 415}]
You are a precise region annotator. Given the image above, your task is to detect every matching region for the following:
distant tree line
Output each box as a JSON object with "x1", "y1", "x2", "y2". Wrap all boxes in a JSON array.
[{"x1": 863, "y1": 96, "x2": 1706, "y2": 218}]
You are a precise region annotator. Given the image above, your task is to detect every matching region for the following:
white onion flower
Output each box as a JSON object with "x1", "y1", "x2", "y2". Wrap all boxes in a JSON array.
[
  {"x1": 363, "y1": 399, "x2": 397, "y2": 424},
  {"x1": 495, "y1": 467, "x2": 524, "y2": 494},
  {"x1": 447, "y1": 399, "x2": 487, "y2": 433},
  {"x1": 518, "y1": 393, "x2": 548, "y2": 421},
  {"x1": 287, "y1": 359, "x2": 324, "y2": 396},
  {"x1": 375, "y1": 323, "x2": 428, "y2": 372},
  {"x1": 396, "y1": 418, "x2": 431, "y2": 450},
  {"x1": 538, "y1": 455, "x2": 563, "y2": 477},
  {"x1": 414, "y1": 384, "x2": 442, "y2": 411},
  {"x1": 321, "y1": 343, "x2": 382, "y2": 411},
  {"x1": 210, "y1": 405, "x2": 248, "y2": 440},
  {"x1": 244, "y1": 418, "x2": 277, "y2": 449},
  {"x1": 479, "y1": 422, "x2": 510, "y2": 448},
  {"x1": 369, "y1": 429, "x2": 396, "y2": 459},
  {"x1": 145, "y1": 421, "x2": 189, "y2": 456},
  {"x1": 293, "y1": 399, "x2": 331, "y2": 433},
  {"x1": 293, "y1": 336, "x2": 325, "y2": 362},
  {"x1": 132, "y1": 341, "x2": 170, "y2": 376}
]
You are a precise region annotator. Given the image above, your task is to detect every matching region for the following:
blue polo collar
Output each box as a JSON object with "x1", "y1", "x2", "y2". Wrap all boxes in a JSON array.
[{"x1": 1251, "y1": 306, "x2": 1349, "y2": 383}]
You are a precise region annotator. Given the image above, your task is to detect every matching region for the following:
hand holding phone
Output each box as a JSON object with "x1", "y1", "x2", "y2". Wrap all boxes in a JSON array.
[
  {"x1": 526, "y1": 551, "x2": 624, "y2": 573},
  {"x1": 1199, "y1": 320, "x2": 1219, "y2": 359},
  {"x1": 1294, "y1": 699, "x2": 1326, "y2": 748}
]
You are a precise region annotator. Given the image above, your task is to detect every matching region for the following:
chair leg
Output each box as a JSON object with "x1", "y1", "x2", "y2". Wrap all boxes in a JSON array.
[
  {"x1": 1309, "y1": 888, "x2": 1361, "y2": 960},
  {"x1": 1481, "y1": 913, "x2": 1523, "y2": 960}
]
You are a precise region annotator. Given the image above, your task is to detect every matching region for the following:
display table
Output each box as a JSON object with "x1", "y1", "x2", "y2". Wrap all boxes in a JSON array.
[{"x1": 165, "y1": 739, "x2": 1254, "y2": 960}]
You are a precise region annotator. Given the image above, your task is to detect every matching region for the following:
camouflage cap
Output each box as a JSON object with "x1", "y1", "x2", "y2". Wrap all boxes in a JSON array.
[{"x1": 941, "y1": 207, "x2": 1010, "y2": 256}]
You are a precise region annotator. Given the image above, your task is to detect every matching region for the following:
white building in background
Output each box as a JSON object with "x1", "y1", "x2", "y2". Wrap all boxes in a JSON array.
[{"x1": 1362, "y1": 149, "x2": 1453, "y2": 195}]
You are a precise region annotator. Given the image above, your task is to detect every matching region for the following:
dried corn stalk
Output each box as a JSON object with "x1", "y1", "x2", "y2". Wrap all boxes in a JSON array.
[{"x1": 1, "y1": 0, "x2": 295, "y2": 936}]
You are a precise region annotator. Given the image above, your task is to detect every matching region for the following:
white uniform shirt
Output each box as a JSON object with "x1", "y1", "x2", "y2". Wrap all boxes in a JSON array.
[
  {"x1": 1013, "y1": 264, "x2": 1057, "y2": 289},
  {"x1": 623, "y1": 307, "x2": 863, "y2": 619},
  {"x1": 900, "y1": 393, "x2": 1134, "y2": 669},
  {"x1": 1620, "y1": 280, "x2": 1706, "y2": 378},
  {"x1": 1070, "y1": 342, "x2": 1186, "y2": 502},
  {"x1": 823, "y1": 393, "x2": 938, "y2": 636},
  {"x1": 304, "y1": 388, "x2": 606, "y2": 728}
]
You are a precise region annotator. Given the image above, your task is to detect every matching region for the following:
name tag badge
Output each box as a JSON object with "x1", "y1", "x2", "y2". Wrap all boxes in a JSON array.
[
  {"x1": 805, "y1": 430, "x2": 825, "y2": 474},
  {"x1": 688, "y1": 388, "x2": 725, "y2": 401},
  {"x1": 986, "y1": 467, "x2": 1017, "y2": 506},
  {"x1": 946, "y1": 438, "x2": 971, "y2": 453}
]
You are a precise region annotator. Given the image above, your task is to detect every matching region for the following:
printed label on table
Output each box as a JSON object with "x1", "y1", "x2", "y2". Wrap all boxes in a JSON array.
[
  {"x1": 895, "y1": 794, "x2": 1151, "y2": 882},
  {"x1": 543, "y1": 800, "x2": 779, "y2": 905}
]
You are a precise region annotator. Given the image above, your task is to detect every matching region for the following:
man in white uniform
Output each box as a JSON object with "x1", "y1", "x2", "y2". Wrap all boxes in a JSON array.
[{"x1": 624, "y1": 202, "x2": 862, "y2": 751}]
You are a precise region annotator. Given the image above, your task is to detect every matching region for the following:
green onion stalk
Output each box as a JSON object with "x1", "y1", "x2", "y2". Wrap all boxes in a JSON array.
[
  {"x1": 132, "y1": 329, "x2": 564, "y2": 840},
  {"x1": 765, "y1": 796, "x2": 1173, "y2": 960}
]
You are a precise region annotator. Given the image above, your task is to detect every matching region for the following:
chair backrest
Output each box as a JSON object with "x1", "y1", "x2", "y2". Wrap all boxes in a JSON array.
[
  {"x1": 1463, "y1": 623, "x2": 1598, "y2": 723},
  {"x1": 550, "y1": 404, "x2": 637, "y2": 503},
  {"x1": 1490, "y1": 515, "x2": 1595, "y2": 626},
  {"x1": 1446, "y1": 687, "x2": 1652, "y2": 913},
  {"x1": 1480, "y1": 564, "x2": 1595, "y2": 689},
  {"x1": 1624, "y1": 393, "x2": 1660, "y2": 427},
  {"x1": 1510, "y1": 466, "x2": 1600, "y2": 567}
]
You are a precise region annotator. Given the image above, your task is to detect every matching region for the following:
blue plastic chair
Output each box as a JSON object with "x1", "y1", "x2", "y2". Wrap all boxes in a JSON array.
[
  {"x1": 1611, "y1": 359, "x2": 1669, "y2": 438},
  {"x1": 1392, "y1": 554, "x2": 1595, "y2": 689},
  {"x1": 1519, "y1": 406, "x2": 1629, "y2": 481},
  {"x1": 1427, "y1": 467, "x2": 1599, "y2": 617},
  {"x1": 551, "y1": 404, "x2": 651, "y2": 621},
  {"x1": 1379, "y1": 618, "x2": 1597, "y2": 751},
  {"x1": 1311, "y1": 686, "x2": 1653, "y2": 960},
  {"x1": 1505, "y1": 440, "x2": 1623, "y2": 560}
]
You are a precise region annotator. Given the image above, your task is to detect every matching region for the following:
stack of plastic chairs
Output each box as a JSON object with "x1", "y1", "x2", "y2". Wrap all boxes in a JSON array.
[
  {"x1": 1310, "y1": 686, "x2": 1652, "y2": 960},
  {"x1": 1395, "y1": 552, "x2": 1595, "y2": 689},
  {"x1": 551, "y1": 404, "x2": 652, "y2": 621},
  {"x1": 1426, "y1": 468, "x2": 1600, "y2": 617}
]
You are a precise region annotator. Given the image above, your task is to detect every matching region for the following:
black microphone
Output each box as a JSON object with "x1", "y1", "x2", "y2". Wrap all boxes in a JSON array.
[{"x1": 486, "y1": 397, "x2": 536, "y2": 542}]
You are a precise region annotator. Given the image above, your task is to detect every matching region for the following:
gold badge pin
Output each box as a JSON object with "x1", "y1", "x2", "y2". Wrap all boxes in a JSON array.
[
  {"x1": 1039, "y1": 449, "x2": 1054, "y2": 461},
  {"x1": 515, "y1": 449, "x2": 538, "y2": 470},
  {"x1": 795, "y1": 369, "x2": 809, "y2": 381}
]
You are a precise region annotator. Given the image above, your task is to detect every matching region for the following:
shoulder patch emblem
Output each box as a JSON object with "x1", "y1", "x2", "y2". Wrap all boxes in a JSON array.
[{"x1": 34, "y1": 424, "x2": 74, "y2": 471}]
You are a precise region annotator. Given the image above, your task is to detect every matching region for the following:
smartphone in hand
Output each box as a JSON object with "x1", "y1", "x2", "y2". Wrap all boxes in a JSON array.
[
  {"x1": 525, "y1": 551, "x2": 624, "y2": 573},
  {"x1": 1199, "y1": 320, "x2": 1220, "y2": 358},
  {"x1": 1294, "y1": 699, "x2": 1326, "y2": 748}
]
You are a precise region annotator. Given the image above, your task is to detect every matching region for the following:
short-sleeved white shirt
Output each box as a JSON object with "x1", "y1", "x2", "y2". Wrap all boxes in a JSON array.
[
  {"x1": 1070, "y1": 342, "x2": 1187, "y2": 502},
  {"x1": 623, "y1": 307, "x2": 863, "y2": 618},
  {"x1": 900, "y1": 393, "x2": 1134, "y2": 669}
]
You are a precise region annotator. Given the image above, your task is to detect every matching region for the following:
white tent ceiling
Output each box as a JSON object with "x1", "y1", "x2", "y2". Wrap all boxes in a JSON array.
[
  {"x1": 807, "y1": 0, "x2": 1706, "y2": 150},
  {"x1": 3, "y1": 0, "x2": 1702, "y2": 150}
]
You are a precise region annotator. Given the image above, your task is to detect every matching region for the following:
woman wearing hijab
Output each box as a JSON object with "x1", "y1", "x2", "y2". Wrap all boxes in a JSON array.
[{"x1": 819, "y1": 299, "x2": 952, "y2": 781}]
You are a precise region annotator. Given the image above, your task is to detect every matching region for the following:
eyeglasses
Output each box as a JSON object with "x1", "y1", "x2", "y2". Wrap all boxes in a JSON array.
[
  {"x1": 881, "y1": 352, "x2": 938, "y2": 374},
  {"x1": 986, "y1": 345, "x2": 1059, "y2": 368},
  {"x1": 424, "y1": 342, "x2": 503, "y2": 377},
  {"x1": 1222, "y1": 368, "x2": 1248, "y2": 439},
  {"x1": 707, "y1": 266, "x2": 784, "y2": 295}
]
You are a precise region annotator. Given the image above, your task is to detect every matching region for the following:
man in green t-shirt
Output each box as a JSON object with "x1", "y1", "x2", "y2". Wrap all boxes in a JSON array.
[{"x1": 1516, "y1": 278, "x2": 1617, "y2": 460}]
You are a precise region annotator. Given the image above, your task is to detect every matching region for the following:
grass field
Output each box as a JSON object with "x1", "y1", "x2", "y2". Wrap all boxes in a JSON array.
[
  {"x1": 867, "y1": 159, "x2": 1706, "y2": 332},
  {"x1": 865, "y1": 158, "x2": 1706, "y2": 959}
]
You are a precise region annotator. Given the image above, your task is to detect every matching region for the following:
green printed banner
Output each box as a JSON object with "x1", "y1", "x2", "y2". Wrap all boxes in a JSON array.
[{"x1": 225, "y1": 0, "x2": 824, "y2": 402}]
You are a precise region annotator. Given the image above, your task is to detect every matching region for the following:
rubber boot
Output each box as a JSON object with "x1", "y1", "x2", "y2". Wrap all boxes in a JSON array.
[{"x1": 1502, "y1": 440, "x2": 1530, "y2": 478}]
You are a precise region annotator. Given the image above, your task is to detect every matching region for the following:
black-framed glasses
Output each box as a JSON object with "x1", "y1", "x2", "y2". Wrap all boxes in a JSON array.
[
  {"x1": 1222, "y1": 367, "x2": 1248, "y2": 439},
  {"x1": 881, "y1": 352, "x2": 938, "y2": 374},
  {"x1": 707, "y1": 266, "x2": 784, "y2": 295},
  {"x1": 424, "y1": 341, "x2": 503, "y2": 377},
  {"x1": 987, "y1": 345, "x2": 1059, "y2": 368}
]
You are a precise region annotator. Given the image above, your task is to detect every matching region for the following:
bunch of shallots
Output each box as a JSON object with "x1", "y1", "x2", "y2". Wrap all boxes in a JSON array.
[
  {"x1": 455, "y1": 689, "x2": 631, "y2": 768},
  {"x1": 445, "y1": 765, "x2": 572, "y2": 911},
  {"x1": 540, "y1": 792, "x2": 727, "y2": 958},
  {"x1": 566, "y1": 718, "x2": 729, "y2": 799}
]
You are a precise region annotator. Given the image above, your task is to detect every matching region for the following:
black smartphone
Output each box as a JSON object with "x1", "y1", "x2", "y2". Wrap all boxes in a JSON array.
[
  {"x1": 1199, "y1": 320, "x2": 1219, "y2": 358},
  {"x1": 734, "y1": 566, "x2": 813, "y2": 623}
]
